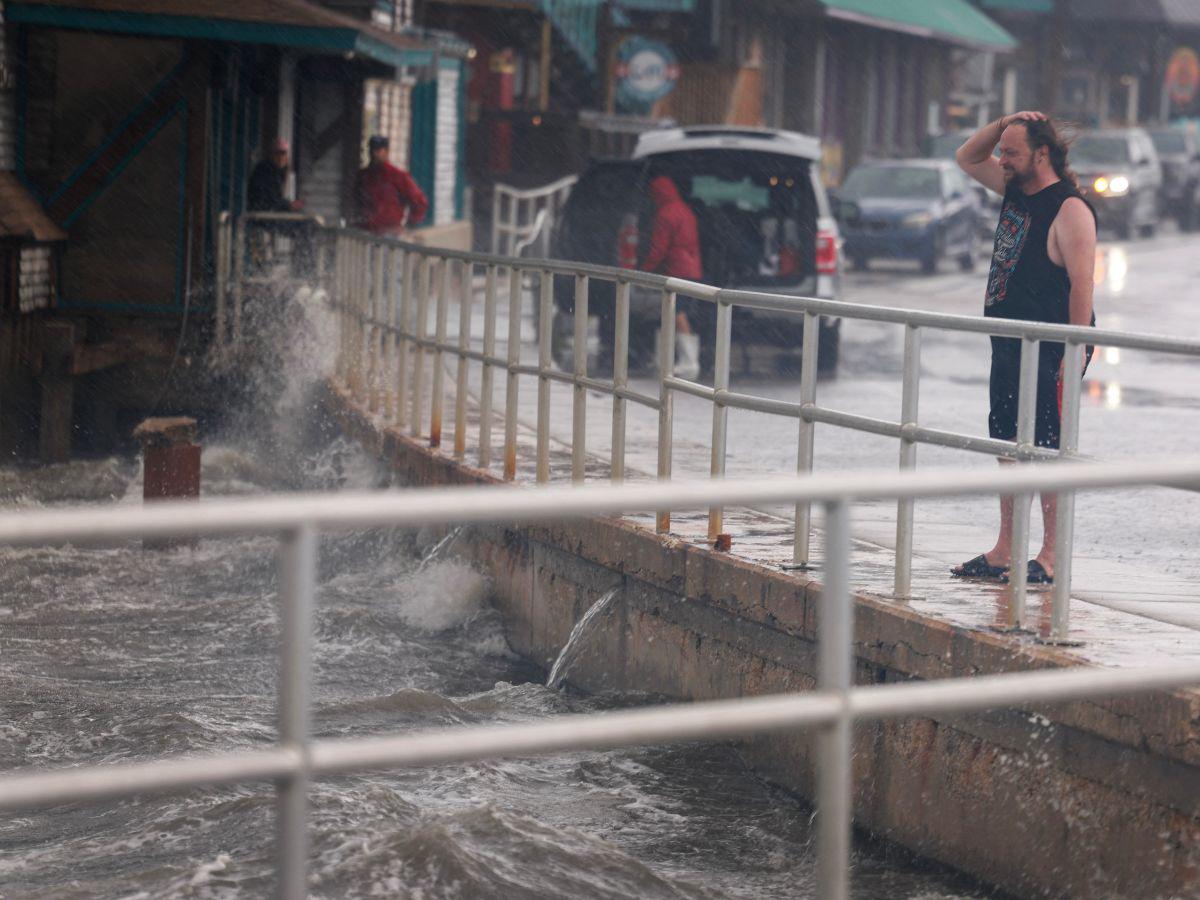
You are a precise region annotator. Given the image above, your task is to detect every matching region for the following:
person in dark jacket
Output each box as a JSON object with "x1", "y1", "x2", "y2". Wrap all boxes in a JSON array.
[
  {"x1": 245, "y1": 138, "x2": 308, "y2": 272},
  {"x1": 247, "y1": 138, "x2": 303, "y2": 213},
  {"x1": 640, "y1": 176, "x2": 703, "y2": 377},
  {"x1": 354, "y1": 135, "x2": 428, "y2": 235}
]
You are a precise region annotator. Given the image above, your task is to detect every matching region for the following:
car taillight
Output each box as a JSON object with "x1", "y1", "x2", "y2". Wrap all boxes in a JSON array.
[{"x1": 816, "y1": 229, "x2": 838, "y2": 275}]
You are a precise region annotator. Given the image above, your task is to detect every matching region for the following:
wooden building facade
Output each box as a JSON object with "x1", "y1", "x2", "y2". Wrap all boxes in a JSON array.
[{"x1": 0, "y1": 0, "x2": 469, "y2": 460}]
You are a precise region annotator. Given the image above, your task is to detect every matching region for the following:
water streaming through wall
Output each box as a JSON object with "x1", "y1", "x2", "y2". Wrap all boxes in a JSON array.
[{"x1": 547, "y1": 586, "x2": 622, "y2": 690}]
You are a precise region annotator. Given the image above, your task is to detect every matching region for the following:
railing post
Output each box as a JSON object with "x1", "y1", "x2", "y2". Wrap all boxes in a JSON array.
[
  {"x1": 359, "y1": 242, "x2": 370, "y2": 403},
  {"x1": 893, "y1": 324, "x2": 922, "y2": 597},
  {"x1": 792, "y1": 311, "x2": 820, "y2": 568},
  {"x1": 315, "y1": 228, "x2": 330, "y2": 285},
  {"x1": 366, "y1": 244, "x2": 382, "y2": 414},
  {"x1": 454, "y1": 259, "x2": 472, "y2": 459},
  {"x1": 333, "y1": 235, "x2": 345, "y2": 382},
  {"x1": 479, "y1": 264, "x2": 499, "y2": 469},
  {"x1": 215, "y1": 214, "x2": 229, "y2": 361},
  {"x1": 611, "y1": 280, "x2": 630, "y2": 483},
  {"x1": 276, "y1": 524, "x2": 317, "y2": 900},
  {"x1": 491, "y1": 185, "x2": 500, "y2": 253},
  {"x1": 1050, "y1": 339, "x2": 1085, "y2": 643},
  {"x1": 571, "y1": 274, "x2": 589, "y2": 483},
  {"x1": 656, "y1": 290, "x2": 677, "y2": 533},
  {"x1": 351, "y1": 240, "x2": 366, "y2": 401},
  {"x1": 430, "y1": 258, "x2": 449, "y2": 448},
  {"x1": 395, "y1": 250, "x2": 413, "y2": 429},
  {"x1": 508, "y1": 194, "x2": 519, "y2": 256},
  {"x1": 1008, "y1": 336, "x2": 1040, "y2": 630},
  {"x1": 411, "y1": 255, "x2": 431, "y2": 438},
  {"x1": 385, "y1": 247, "x2": 400, "y2": 423},
  {"x1": 536, "y1": 270, "x2": 554, "y2": 483},
  {"x1": 232, "y1": 216, "x2": 247, "y2": 353},
  {"x1": 503, "y1": 266, "x2": 523, "y2": 481},
  {"x1": 818, "y1": 500, "x2": 853, "y2": 900},
  {"x1": 373, "y1": 242, "x2": 387, "y2": 415},
  {"x1": 708, "y1": 296, "x2": 732, "y2": 544}
]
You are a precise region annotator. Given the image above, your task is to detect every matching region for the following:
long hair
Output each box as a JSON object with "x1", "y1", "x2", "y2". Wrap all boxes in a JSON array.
[{"x1": 1022, "y1": 119, "x2": 1079, "y2": 191}]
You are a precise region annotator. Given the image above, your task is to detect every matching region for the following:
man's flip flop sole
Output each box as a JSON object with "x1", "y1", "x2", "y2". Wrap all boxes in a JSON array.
[
  {"x1": 951, "y1": 553, "x2": 1009, "y2": 580},
  {"x1": 1000, "y1": 560, "x2": 1054, "y2": 585}
]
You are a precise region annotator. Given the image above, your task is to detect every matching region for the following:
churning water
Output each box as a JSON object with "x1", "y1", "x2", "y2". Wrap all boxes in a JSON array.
[
  {"x1": 0, "y1": 442, "x2": 1002, "y2": 900},
  {"x1": 0, "y1": 288, "x2": 998, "y2": 899}
]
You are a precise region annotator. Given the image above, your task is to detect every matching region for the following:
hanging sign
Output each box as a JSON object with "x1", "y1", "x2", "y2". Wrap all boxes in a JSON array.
[
  {"x1": 615, "y1": 37, "x2": 680, "y2": 107},
  {"x1": 1166, "y1": 46, "x2": 1200, "y2": 108}
]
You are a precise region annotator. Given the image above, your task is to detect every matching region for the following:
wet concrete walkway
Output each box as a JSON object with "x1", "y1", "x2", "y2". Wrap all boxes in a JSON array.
[{"x1": 348, "y1": 271, "x2": 1200, "y2": 673}]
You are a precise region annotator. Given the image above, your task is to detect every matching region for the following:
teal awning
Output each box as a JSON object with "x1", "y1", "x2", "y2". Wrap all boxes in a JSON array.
[
  {"x1": 980, "y1": 0, "x2": 1054, "y2": 12},
  {"x1": 540, "y1": 0, "x2": 604, "y2": 73},
  {"x1": 6, "y1": 0, "x2": 437, "y2": 68},
  {"x1": 822, "y1": 0, "x2": 1018, "y2": 51},
  {"x1": 615, "y1": 0, "x2": 696, "y2": 11}
]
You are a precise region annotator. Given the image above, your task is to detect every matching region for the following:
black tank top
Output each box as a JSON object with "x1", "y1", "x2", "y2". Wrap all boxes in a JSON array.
[{"x1": 984, "y1": 180, "x2": 1092, "y2": 325}]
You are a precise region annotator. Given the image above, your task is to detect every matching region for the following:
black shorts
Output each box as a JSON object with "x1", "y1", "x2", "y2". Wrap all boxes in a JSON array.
[{"x1": 988, "y1": 337, "x2": 1092, "y2": 449}]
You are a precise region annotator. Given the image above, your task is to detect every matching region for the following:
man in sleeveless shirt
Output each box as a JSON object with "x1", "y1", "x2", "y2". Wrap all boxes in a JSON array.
[{"x1": 951, "y1": 112, "x2": 1097, "y2": 586}]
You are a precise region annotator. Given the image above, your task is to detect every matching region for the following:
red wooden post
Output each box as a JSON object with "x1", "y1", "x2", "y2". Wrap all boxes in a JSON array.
[{"x1": 133, "y1": 417, "x2": 200, "y2": 548}]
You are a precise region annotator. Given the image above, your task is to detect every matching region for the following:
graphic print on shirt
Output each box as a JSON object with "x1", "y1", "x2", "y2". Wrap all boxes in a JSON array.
[{"x1": 985, "y1": 201, "x2": 1030, "y2": 308}]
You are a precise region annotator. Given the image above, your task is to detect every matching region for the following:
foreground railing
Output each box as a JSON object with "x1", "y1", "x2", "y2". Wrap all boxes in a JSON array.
[
  {"x1": 216, "y1": 216, "x2": 1200, "y2": 643},
  {"x1": 2, "y1": 462, "x2": 1200, "y2": 899}
]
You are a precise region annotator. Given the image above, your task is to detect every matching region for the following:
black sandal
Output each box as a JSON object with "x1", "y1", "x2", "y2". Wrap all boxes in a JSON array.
[
  {"x1": 951, "y1": 554, "x2": 1009, "y2": 580},
  {"x1": 1002, "y1": 560, "x2": 1054, "y2": 585}
]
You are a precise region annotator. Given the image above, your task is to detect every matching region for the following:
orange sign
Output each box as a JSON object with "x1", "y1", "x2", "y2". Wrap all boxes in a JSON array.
[{"x1": 1166, "y1": 47, "x2": 1200, "y2": 107}]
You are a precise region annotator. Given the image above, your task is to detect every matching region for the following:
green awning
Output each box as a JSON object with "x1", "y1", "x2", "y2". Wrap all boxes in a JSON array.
[
  {"x1": 822, "y1": 0, "x2": 1018, "y2": 51},
  {"x1": 540, "y1": 0, "x2": 604, "y2": 73},
  {"x1": 615, "y1": 0, "x2": 696, "y2": 11},
  {"x1": 6, "y1": 0, "x2": 437, "y2": 68},
  {"x1": 980, "y1": 0, "x2": 1054, "y2": 12}
]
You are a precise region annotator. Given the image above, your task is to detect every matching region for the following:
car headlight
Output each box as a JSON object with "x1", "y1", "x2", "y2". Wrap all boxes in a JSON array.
[
  {"x1": 1093, "y1": 175, "x2": 1130, "y2": 196},
  {"x1": 902, "y1": 211, "x2": 934, "y2": 228}
]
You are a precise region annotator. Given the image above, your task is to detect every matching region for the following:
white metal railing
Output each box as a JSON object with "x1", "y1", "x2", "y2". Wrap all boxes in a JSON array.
[
  {"x1": 2, "y1": 464, "x2": 1200, "y2": 900},
  {"x1": 490, "y1": 175, "x2": 577, "y2": 257},
  {"x1": 214, "y1": 211, "x2": 327, "y2": 364},
  {"x1": 215, "y1": 217, "x2": 1200, "y2": 643}
]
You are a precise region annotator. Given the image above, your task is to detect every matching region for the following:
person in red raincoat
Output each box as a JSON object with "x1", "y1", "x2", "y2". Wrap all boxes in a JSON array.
[
  {"x1": 640, "y1": 176, "x2": 703, "y2": 376},
  {"x1": 641, "y1": 175, "x2": 702, "y2": 281},
  {"x1": 354, "y1": 135, "x2": 429, "y2": 236}
]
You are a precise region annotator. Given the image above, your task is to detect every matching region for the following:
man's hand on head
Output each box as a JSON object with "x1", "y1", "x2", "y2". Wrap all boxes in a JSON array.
[{"x1": 1000, "y1": 111, "x2": 1047, "y2": 129}]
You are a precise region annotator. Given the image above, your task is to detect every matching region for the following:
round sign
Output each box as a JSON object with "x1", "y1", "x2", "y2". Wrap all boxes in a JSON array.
[
  {"x1": 615, "y1": 37, "x2": 679, "y2": 107},
  {"x1": 1166, "y1": 46, "x2": 1200, "y2": 108}
]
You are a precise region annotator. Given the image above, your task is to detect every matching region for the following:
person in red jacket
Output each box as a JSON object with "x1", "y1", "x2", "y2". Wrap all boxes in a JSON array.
[
  {"x1": 640, "y1": 176, "x2": 703, "y2": 377},
  {"x1": 354, "y1": 135, "x2": 429, "y2": 236}
]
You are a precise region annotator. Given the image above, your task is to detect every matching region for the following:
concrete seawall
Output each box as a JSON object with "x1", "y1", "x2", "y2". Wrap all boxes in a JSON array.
[{"x1": 325, "y1": 381, "x2": 1200, "y2": 899}]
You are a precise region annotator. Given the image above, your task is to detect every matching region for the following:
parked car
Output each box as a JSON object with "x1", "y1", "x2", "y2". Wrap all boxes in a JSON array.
[
  {"x1": 922, "y1": 131, "x2": 972, "y2": 160},
  {"x1": 1146, "y1": 124, "x2": 1200, "y2": 230},
  {"x1": 1071, "y1": 128, "x2": 1162, "y2": 239},
  {"x1": 836, "y1": 159, "x2": 982, "y2": 274},
  {"x1": 550, "y1": 126, "x2": 843, "y2": 374},
  {"x1": 923, "y1": 130, "x2": 1002, "y2": 234}
]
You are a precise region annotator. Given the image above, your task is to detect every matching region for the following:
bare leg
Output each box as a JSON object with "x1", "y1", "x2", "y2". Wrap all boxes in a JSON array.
[
  {"x1": 1036, "y1": 491, "x2": 1056, "y2": 576},
  {"x1": 676, "y1": 311, "x2": 693, "y2": 335},
  {"x1": 951, "y1": 458, "x2": 1014, "y2": 574},
  {"x1": 984, "y1": 458, "x2": 1015, "y2": 567}
]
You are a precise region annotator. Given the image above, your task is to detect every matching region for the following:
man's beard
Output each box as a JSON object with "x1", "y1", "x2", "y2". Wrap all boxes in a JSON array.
[{"x1": 1004, "y1": 164, "x2": 1035, "y2": 187}]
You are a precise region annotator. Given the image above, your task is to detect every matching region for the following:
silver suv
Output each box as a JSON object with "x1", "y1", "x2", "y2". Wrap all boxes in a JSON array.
[
  {"x1": 1072, "y1": 128, "x2": 1163, "y2": 239},
  {"x1": 551, "y1": 126, "x2": 843, "y2": 375}
]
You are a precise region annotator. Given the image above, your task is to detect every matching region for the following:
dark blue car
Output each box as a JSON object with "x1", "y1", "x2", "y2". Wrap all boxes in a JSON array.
[{"x1": 837, "y1": 159, "x2": 982, "y2": 274}]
